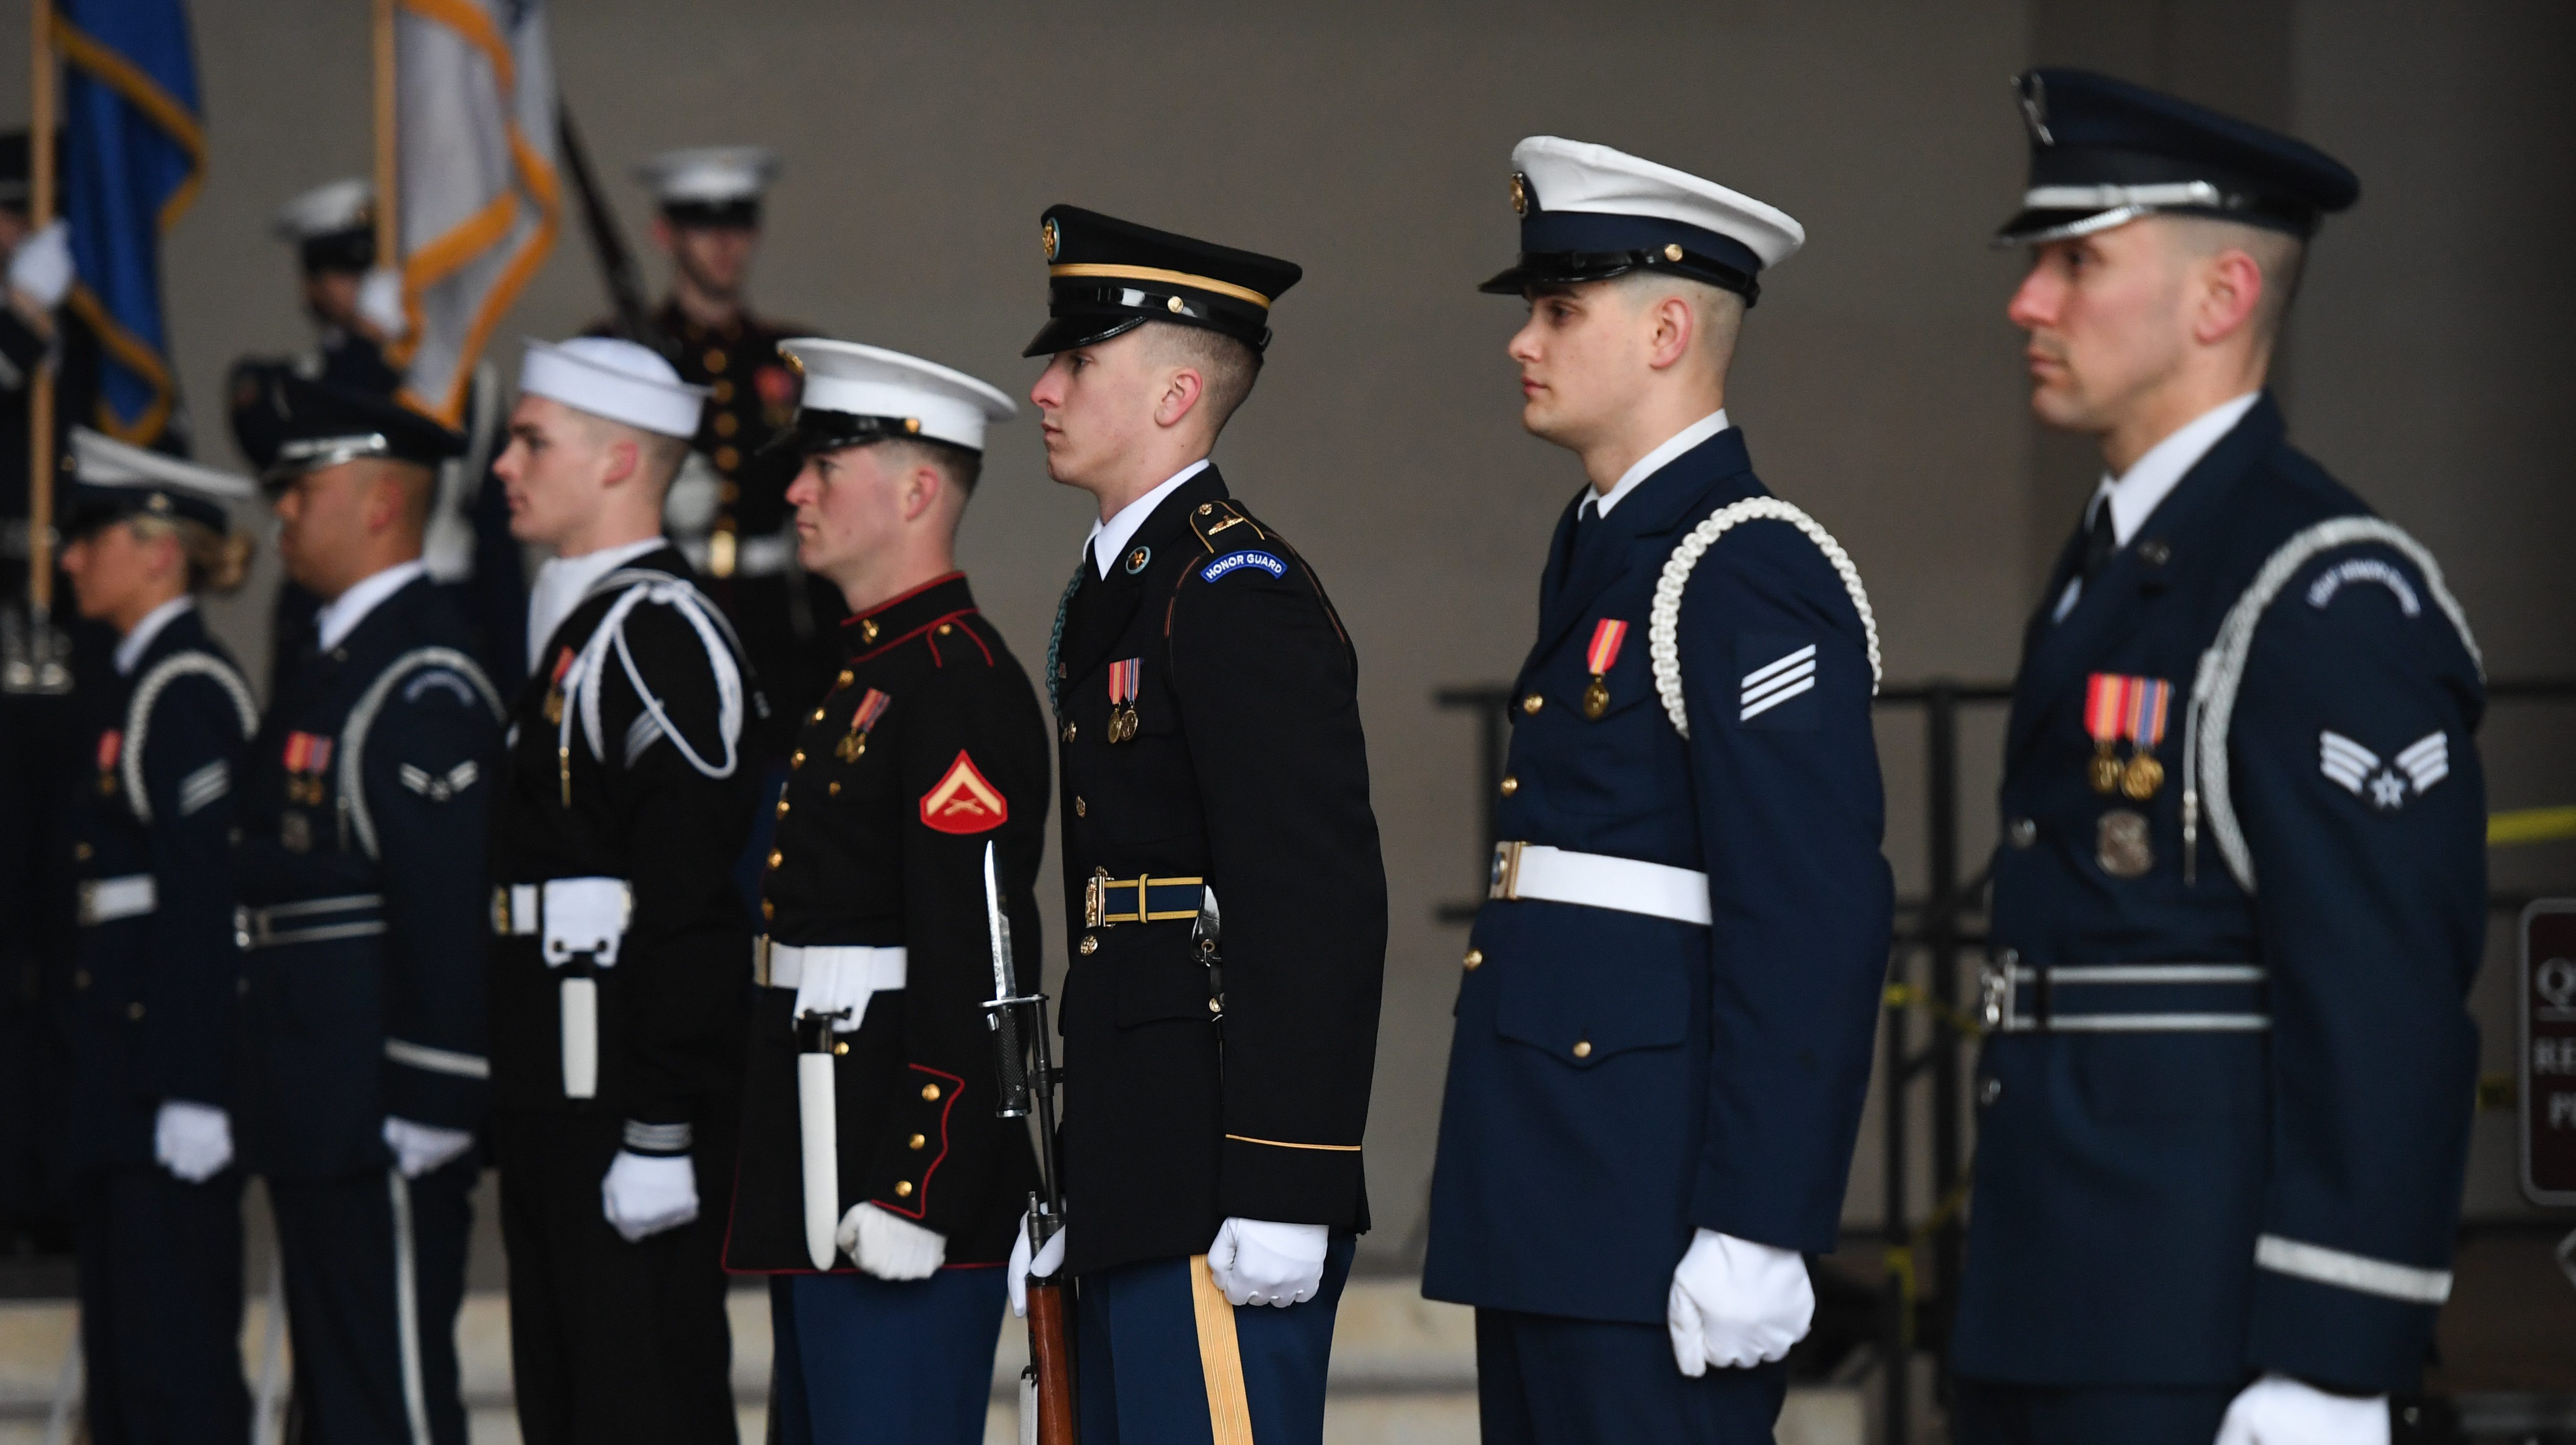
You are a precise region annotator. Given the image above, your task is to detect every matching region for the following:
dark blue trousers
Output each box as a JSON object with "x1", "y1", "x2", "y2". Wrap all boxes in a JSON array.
[
  {"x1": 1949, "y1": 1377, "x2": 2236, "y2": 1445},
  {"x1": 767, "y1": 1267, "x2": 1007, "y2": 1445},
  {"x1": 267, "y1": 1157, "x2": 476, "y2": 1445},
  {"x1": 73, "y1": 1164, "x2": 249, "y2": 1445},
  {"x1": 1473, "y1": 1308, "x2": 1787, "y2": 1445},
  {"x1": 1075, "y1": 1237, "x2": 1355, "y2": 1445}
]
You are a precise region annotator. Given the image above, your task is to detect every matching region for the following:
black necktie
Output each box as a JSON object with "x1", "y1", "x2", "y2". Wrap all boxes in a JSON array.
[{"x1": 2081, "y1": 501, "x2": 2118, "y2": 582}]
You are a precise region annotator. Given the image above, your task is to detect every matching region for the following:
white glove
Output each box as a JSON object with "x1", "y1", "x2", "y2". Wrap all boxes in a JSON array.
[
  {"x1": 840, "y1": 1202, "x2": 946, "y2": 1280},
  {"x1": 1207, "y1": 1217, "x2": 1330, "y2": 1309},
  {"x1": 600, "y1": 1150, "x2": 699, "y2": 1242},
  {"x1": 1667, "y1": 1229, "x2": 1814, "y2": 1376},
  {"x1": 2215, "y1": 1374, "x2": 2390, "y2": 1445},
  {"x1": 8, "y1": 220, "x2": 72, "y2": 309},
  {"x1": 356, "y1": 266, "x2": 407, "y2": 341},
  {"x1": 382, "y1": 1117, "x2": 474, "y2": 1180},
  {"x1": 153, "y1": 1100, "x2": 234, "y2": 1183},
  {"x1": 1007, "y1": 1211, "x2": 1067, "y2": 1318}
]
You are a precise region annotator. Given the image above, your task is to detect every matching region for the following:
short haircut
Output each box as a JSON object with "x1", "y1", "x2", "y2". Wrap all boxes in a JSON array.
[
  {"x1": 868, "y1": 435, "x2": 983, "y2": 496},
  {"x1": 572, "y1": 407, "x2": 693, "y2": 494},
  {"x1": 1610, "y1": 269, "x2": 1746, "y2": 365},
  {"x1": 2167, "y1": 215, "x2": 2308, "y2": 349},
  {"x1": 1143, "y1": 321, "x2": 1262, "y2": 433},
  {"x1": 348, "y1": 455, "x2": 438, "y2": 537}
]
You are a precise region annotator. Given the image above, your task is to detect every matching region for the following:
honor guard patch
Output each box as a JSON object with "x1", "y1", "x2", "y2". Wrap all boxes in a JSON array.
[
  {"x1": 2320, "y1": 729, "x2": 2448, "y2": 811},
  {"x1": 1200, "y1": 549, "x2": 1286, "y2": 583},
  {"x1": 2306, "y1": 558, "x2": 2422, "y2": 616},
  {"x1": 1737, "y1": 635, "x2": 1819, "y2": 728},
  {"x1": 920, "y1": 750, "x2": 1008, "y2": 834}
]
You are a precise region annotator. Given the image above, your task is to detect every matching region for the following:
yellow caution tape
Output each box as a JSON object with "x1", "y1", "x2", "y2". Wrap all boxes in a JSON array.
[{"x1": 2490, "y1": 806, "x2": 2576, "y2": 847}]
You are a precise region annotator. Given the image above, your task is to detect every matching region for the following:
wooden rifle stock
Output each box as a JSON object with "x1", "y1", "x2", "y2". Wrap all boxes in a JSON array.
[{"x1": 1023, "y1": 1277, "x2": 1076, "y2": 1445}]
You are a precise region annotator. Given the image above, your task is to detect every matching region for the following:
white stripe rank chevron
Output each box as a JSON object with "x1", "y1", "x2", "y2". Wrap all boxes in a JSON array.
[
  {"x1": 2318, "y1": 730, "x2": 2377, "y2": 794},
  {"x1": 176, "y1": 760, "x2": 230, "y2": 818},
  {"x1": 2395, "y1": 731, "x2": 2449, "y2": 792},
  {"x1": 1741, "y1": 645, "x2": 1818, "y2": 721}
]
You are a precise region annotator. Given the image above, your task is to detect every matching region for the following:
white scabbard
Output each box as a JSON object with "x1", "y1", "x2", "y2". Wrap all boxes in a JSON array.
[
  {"x1": 799, "y1": 1052, "x2": 839, "y2": 1271},
  {"x1": 1019, "y1": 1369, "x2": 1038, "y2": 1445},
  {"x1": 559, "y1": 978, "x2": 598, "y2": 1099}
]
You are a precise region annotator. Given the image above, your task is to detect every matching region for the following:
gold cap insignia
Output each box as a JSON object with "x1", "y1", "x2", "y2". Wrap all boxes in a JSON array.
[
  {"x1": 1509, "y1": 172, "x2": 1530, "y2": 218},
  {"x1": 902, "y1": 417, "x2": 921, "y2": 433},
  {"x1": 1165, "y1": 295, "x2": 1185, "y2": 313},
  {"x1": 1663, "y1": 243, "x2": 1684, "y2": 262},
  {"x1": 1042, "y1": 217, "x2": 1061, "y2": 261}
]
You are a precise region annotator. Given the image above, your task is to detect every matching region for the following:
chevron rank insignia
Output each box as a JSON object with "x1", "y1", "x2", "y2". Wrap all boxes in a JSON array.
[
  {"x1": 919, "y1": 750, "x2": 1008, "y2": 834},
  {"x1": 2319, "y1": 729, "x2": 2449, "y2": 812},
  {"x1": 1737, "y1": 635, "x2": 1820, "y2": 729}
]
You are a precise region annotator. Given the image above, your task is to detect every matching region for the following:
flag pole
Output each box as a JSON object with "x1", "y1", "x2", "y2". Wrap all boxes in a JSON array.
[
  {"x1": 372, "y1": 0, "x2": 397, "y2": 274},
  {"x1": 26, "y1": 0, "x2": 53, "y2": 619}
]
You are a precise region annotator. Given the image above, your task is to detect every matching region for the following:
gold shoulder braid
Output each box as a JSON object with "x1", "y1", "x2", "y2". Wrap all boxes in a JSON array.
[{"x1": 1187, "y1": 499, "x2": 1267, "y2": 553}]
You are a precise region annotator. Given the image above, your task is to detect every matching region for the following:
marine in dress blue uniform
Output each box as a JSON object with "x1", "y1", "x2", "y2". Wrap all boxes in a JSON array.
[
  {"x1": 232, "y1": 376, "x2": 503, "y2": 1445},
  {"x1": 1950, "y1": 72, "x2": 2487, "y2": 1445},
  {"x1": 1421, "y1": 137, "x2": 1893, "y2": 1444},
  {"x1": 721, "y1": 341, "x2": 1043, "y2": 1445},
  {"x1": 56, "y1": 432, "x2": 262, "y2": 1445},
  {"x1": 1017, "y1": 206, "x2": 1388, "y2": 1445}
]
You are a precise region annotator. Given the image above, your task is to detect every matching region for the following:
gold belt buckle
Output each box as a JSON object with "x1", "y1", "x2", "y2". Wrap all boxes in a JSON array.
[
  {"x1": 752, "y1": 934, "x2": 774, "y2": 988},
  {"x1": 1085, "y1": 869, "x2": 1107, "y2": 929},
  {"x1": 1488, "y1": 841, "x2": 1526, "y2": 902},
  {"x1": 490, "y1": 886, "x2": 511, "y2": 936}
]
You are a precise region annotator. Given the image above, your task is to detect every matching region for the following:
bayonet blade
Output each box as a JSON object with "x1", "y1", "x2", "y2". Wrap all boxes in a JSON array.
[{"x1": 983, "y1": 841, "x2": 1018, "y2": 999}]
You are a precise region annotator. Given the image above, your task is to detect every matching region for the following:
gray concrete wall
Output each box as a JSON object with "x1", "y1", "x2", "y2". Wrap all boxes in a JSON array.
[{"x1": 3, "y1": 1, "x2": 2566, "y2": 1270}]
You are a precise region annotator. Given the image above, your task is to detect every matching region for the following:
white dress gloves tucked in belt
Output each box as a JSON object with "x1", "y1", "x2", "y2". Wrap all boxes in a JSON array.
[
  {"x1": 1208, "y1": 1218, "x2": 1331, "y2": 1308},
  {"x1": 600, "y1": 1150, "x2": 699, "y2": 1242},
  {"x1": 839, "y1": 1202, "x2": 946, "y2": 1280},
  {"x1": 1667, "y1": 1229, "x2": 1815, "y2": 1375},
  {"x1": 2215, "y1": 1374, "x2": 2390, "y2": 1445},
  {"x1": 153, "y1": 1101, "x2": 233, "y2": 1183}
]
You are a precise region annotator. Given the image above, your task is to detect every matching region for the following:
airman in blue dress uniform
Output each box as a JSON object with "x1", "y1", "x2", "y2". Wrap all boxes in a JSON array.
[
  {"x1": 233, "y1": 375, "x2": 504, "y2": 1445},
  {"x1": 1422, "y1": 137, "x2": 1894, "y2": 1444},
  {"x1": 1950, "y1": 72, "x2": 2488, "y2": 1445},
  {"x1": 56, "y1": 430, "x2": 262, "y2": 1445}
]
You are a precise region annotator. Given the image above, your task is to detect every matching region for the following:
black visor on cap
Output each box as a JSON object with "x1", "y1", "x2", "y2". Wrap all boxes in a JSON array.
[
  {"x1": 1479, "y1": 208, "x2": 1766, "y2": 304},
  {"x1": 662, "y1": 198, "x2": 761, "y2": 229},
  {"x1": 758, "y1": 407, "x2": 959, "y2": 461},
  {"x1": 299, "y1": 227, "x2": 376, "y2": 275}
]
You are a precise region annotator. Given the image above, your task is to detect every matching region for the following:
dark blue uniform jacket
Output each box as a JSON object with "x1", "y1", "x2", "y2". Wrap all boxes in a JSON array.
[
  {"x1": 1424, "y1": 425, "x2": 1893, "y2": 1325},
  {"x1": 1954, "y1": 395, "x2": 2487, "y2": 1395}
]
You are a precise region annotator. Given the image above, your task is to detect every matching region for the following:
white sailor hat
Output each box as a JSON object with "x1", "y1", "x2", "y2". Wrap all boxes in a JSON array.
[
  {"x1": 274, "y1": 178, "x2": 375, "y2": 271},
  {"x1": 636, "y1": 146, "x2": 779, "y2": 225},
  {"x1": 1479, "y1": 136, "x2": 1805, "y2": 306},
  {"x1": 517, "y1": 337, "x2": 709, "y2": 439},
  {"x1": 766, "y1": 339, "x2": 1016, "y2": 457},
  {"x1": 66, "y1": 428, "x2": 256, "y2": 537}
]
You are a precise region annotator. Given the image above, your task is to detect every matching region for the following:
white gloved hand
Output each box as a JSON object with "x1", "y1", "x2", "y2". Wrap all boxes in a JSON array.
[
  {"x1": 1207, "y1": 1217, "x2": 1330, "y2": 1309},
  {"x1": 8, "y1": 220, "x2": 72, "y2": 309},
  {"x1": 1007, "y1": 1210, "x2": 1067, "y2": 1318},
  {"x1": 382, "y1": 1117, "x2": 474, "y2": 1180},
  {"x1": 839, "y1": 1201, "x2": 946, "y2": 1280},
  {"x1": 355, "y1": 266, "x2": 407, "y2": 341},
  {"x1": 153, "y1": 1100, "x2": 233, "y2": 1183},
  {"x1": 1666, "y1": 1229, "x2": 1815, "y2": 1376},
  {"x1": 600, "y1": 1150, "x2": 699, "y2": 1242},
  {"x1": 2214, "y1": 1374, "x2": 2390, "y2": 1445}
]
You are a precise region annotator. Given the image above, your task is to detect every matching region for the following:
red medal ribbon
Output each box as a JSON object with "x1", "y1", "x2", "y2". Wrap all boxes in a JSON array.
[
  {"x1": 1108, "y1": 658, "x2": 1141, "y2": 705},
  {"x1": 96, "y1": 729, "x2": 121, "y2": 771},
  {"x1": 2127, "y1": 678, "x2": 2170, "y2": 748},
  {"x1": 2084, "y1": 674, "x2": 2171, "y2": 746},
  {"x1": 850, "y1": 688, "x2": 892, "y2": 733},
  {"x1": 1585, "y1": 619, "x2": 1628, "y2": 676}
]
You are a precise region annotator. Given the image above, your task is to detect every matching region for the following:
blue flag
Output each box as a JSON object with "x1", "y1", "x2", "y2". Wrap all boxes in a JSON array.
[{"x1": 56, "y1": 0, "x2": 203, "y2": 446}]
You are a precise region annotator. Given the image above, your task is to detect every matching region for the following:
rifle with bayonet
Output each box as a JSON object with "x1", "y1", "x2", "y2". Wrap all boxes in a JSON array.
[{"x1": 982, "y1": 842, "x2": 1074, "y2": 1445}]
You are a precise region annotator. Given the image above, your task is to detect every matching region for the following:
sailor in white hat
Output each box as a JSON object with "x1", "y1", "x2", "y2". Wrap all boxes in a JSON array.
[
  {"x1": 716, "y1": 339, "x2": 1048, "y2": 1443},
  {"x1": 484, "y1": 336, "x2": 764, "y2": 1442},
  {"x1": 1422, "y1": 137, "x2": 1893, "y2": 1442}
]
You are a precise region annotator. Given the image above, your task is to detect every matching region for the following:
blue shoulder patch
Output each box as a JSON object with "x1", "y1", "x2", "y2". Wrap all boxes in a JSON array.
[{"x1": 1201, "y1": 549, "x2": 1287, "y2": 583}]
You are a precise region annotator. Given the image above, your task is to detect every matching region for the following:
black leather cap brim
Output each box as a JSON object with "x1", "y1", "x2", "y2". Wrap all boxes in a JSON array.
[{"x1": 1022, "y1": 312, "x2": 1148, "y2": 359}]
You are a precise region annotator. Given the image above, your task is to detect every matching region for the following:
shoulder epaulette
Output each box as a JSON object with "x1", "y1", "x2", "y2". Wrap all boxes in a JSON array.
[{"x1": 1188, "y1": 498, "x2": 1268, "y2": 554}]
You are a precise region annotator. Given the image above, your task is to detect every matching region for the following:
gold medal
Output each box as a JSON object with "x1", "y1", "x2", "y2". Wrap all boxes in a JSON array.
[
  {"x1": 2095, "y1": 808, "x2": 2153, "y2": 878},
  {"x1": 2121, "y1": 752, "x2": 2165, "y2": 801},
  {"x1": 543, "y1": 688, "x2": 564, "y2": 726},
  {"x1": 1583, "y1": 675, "x2": 1610, "y2": 721},
  {"x1": 1581, "y1": 621, "x2": 1629, "y2": 722},
  {"x1": 2089, "y1": 744, "x2": 2124, "y2": 795},
  {"x1": 1106, "y1": 660, "x2": 1142, "y2": 743},
  {"x1": 96, "y1": 771, "x2": 115, "y2": 796},
  {"x1": 836, "y1": 731, "x2": 866, "y2": 762}
]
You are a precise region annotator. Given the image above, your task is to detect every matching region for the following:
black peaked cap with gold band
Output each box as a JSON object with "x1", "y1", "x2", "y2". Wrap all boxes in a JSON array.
[{"x1": 1024, "y1": 204, "x2": 1303, "y2": 358}]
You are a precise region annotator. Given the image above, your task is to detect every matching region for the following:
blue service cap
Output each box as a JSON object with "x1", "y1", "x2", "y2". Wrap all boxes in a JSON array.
[
  {"x1": 1480, "y1": 136, "x2": 1805, "y2": 306},
  {"x1": 1998, "y1": 68, "x2": 2359, "y2": 245},
  {"x1": 243, "y1": 370, "x2": 466, "y2": 489},
  {"x1": 64, "y1": 428, "x2": 256, "y2": 539}
]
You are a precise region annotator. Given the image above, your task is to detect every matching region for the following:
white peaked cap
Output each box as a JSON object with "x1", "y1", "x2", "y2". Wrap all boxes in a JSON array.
[
  {"x1": 274, "y1": 178, "x2": 373, "y2": 242},
  {"x1": 71, "y1": 428, "x2": 256, "y2": 499},
  {"x1": 1513, "y1": 135, "x2": 1806, "y2": 269},
  {"x1": 781, "y1": 339, "x2": 1017, "y2": 453},
  {"x1": 518, "y1": 338, "x2": 709, "y2": 438},
  {"x1": 635, "y1": 146, "x2": 780, "y2": 204}
]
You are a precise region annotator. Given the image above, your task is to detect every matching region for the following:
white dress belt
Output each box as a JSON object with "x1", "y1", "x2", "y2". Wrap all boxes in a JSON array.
[
  {"x1": 78, "y1": 874, "x2": 158, "y2": 926},
  {"x1": 1488, "y1": 842, "x2": 1711, "y2": 927},
  {"x1": 492, "y1": 877, "x2": 633, "y2": 967},
  {"x1": 753, "y1": 937, "x2": 909, "y2": 1036}
]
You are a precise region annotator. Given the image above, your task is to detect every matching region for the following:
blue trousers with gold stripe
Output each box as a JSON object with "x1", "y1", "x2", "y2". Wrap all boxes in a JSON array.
[
  {"x1": 1076, "y1": 1235, "x2": 1355, "y2": 1445},
  {"x1": 768, "y1": 1267, "x2": 1008, "y2": 1445}
]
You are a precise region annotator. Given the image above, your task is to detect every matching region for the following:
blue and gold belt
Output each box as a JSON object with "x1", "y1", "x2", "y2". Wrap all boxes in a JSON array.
[{"x1": 1083, "y1": 869, "x2": 1206, "y2": 929}]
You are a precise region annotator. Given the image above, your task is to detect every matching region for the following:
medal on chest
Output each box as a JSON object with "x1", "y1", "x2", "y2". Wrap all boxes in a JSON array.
[
  {"x1": 1106, "y1": 658, "x2": 1142, "y2": 743},
  {"x1": 542, "y1": 647, "x2": 573, "y2": 726},
  {"x1": 837, "y1": 688, "x2": 892, "y2": 763},
  {"x1": 95, "y1": 729, "x2": 121, "y2": 795},
  {"x1": 2083, "y1": 673, "x2": 2170, "y2": 800},
  {"x1": 282, "y1": 731, "x2": 335, "y2": 806},
  {"x1": 1582, "y1": 619, "x2": 1628, "y2": 721}
]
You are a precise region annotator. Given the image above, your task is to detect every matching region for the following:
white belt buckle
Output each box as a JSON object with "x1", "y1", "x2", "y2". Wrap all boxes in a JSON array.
[{"x1": 541, "y1": 878, "x2": 632, "y2": 968}]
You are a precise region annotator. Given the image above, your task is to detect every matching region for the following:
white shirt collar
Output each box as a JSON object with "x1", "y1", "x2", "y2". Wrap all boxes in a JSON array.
[
  {"x1": 114, "y1": 596, "x2": 195, "y2": 677},
  {"x1": 2086, "y1": 392, "x2": 2260, "y2": 546},
  {"x1": 1591, "y1": 409, "x2": 1731, "y2": 519},
  {"x1": 526, "y1": 537, "x2": 664, "y2": 664},
  {"x1": 315, "y1": 559, "x2": 429, "y2": 652},
  {"x1": 1085, "y1": 459, "x2": 1210, "y2": 579}
]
